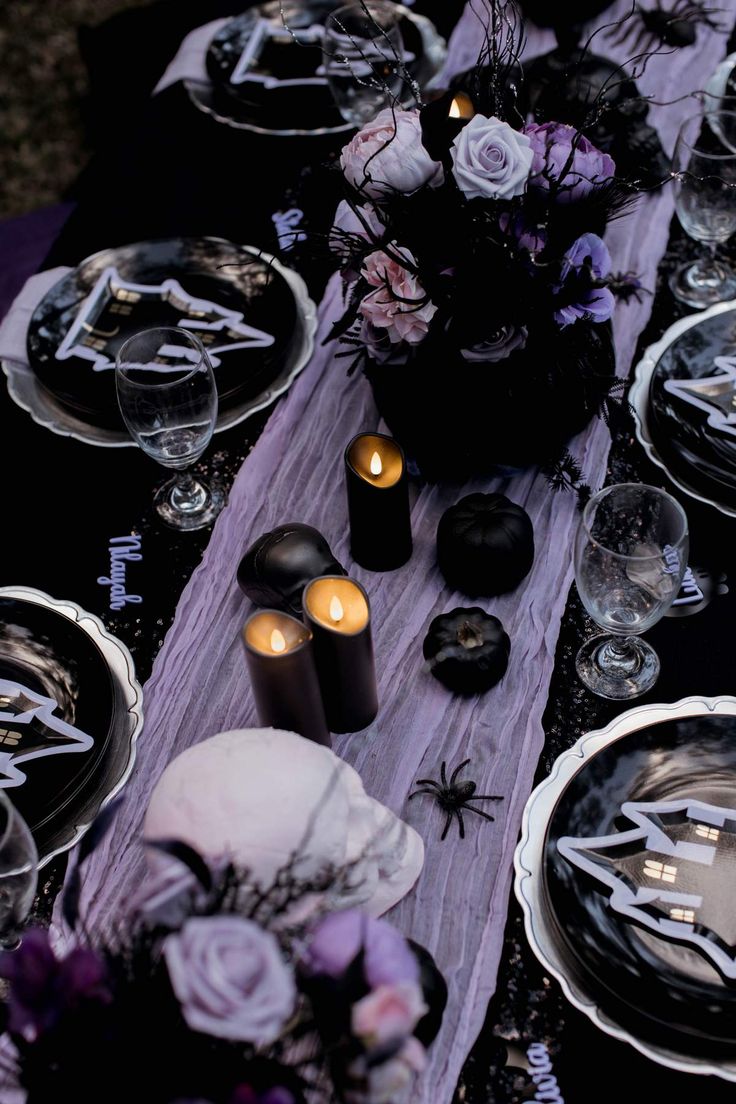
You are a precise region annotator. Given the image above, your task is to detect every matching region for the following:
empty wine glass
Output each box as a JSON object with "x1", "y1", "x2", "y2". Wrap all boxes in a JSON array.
[
  {"x1": 0, "y1": 793, "x2": 38, "y2": 949},
  {"x1": 116, "y1": 327, "x2": 225, "y2": 531},
  {"x1": 323, "y1": 1, "x2": 405, "y2": 127},
  {"x1": 574, "y1": 484, "x2": 688, "y2": 700},
  {"x1": 670, "y1": 111, "x2": 736, "y2": 308}
]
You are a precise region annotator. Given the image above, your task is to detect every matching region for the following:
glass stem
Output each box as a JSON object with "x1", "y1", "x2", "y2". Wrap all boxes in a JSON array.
[
  {"x1": 597, "y1": 636, "x2": 642, "y2": 678},
  {"x1": 169, "y1": 469, "x2": 208, "y2": 516}
]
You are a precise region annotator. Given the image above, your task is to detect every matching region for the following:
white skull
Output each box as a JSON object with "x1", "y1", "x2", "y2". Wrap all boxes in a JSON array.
[{"x1": 143, "y1": 728, "x2": 424, "y2": 917}]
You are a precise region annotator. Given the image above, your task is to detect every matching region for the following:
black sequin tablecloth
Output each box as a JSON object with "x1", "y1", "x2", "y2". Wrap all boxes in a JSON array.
[{"x1": 6, "y1": 5, "x2": 736, "y2": 1101}]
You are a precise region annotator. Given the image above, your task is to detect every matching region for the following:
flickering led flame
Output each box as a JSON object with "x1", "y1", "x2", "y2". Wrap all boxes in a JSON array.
[
  {"x1": 270, "y1": 628, "x2": 287, "y2": 653},
  {"x1": 370, "y1": 450, "x2": 383, "y2": 477},
  {"x1": 329, "y1": 595, "x2": 344, "y2": 623},
  {"x1": 449, "y1": 97, "x2": 462, "y2": 119}
]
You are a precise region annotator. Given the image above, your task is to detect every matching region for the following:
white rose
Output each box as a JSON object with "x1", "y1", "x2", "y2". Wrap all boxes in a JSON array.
[{"x1": 451, "y1": 115, "x2": 533, "y2": 201}]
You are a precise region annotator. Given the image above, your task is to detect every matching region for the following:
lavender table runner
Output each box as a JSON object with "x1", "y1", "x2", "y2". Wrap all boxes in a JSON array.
[{"x1": 54, "y1": 7, "x2": 729, "y2": 1103}]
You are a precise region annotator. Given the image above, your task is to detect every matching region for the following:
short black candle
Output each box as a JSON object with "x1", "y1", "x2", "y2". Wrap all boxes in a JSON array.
[
  {"x1": 242, "y1": 610, "x2": 331, "y2": 747},
  {"x1": 344, "y1": 432, "x2": 412, "y2": 572},
  {"x1": 303, "y1": 575, "x2": 378, "y2": 734}
]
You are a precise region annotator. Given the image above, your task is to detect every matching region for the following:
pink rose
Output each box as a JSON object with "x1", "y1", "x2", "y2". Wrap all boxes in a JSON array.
[
  {"x1": 330, "y1": 200, "x2": 385, "y2": 256},
  {"x1": 360, "y1": 246, "x2": 437, "y2": 346},
  {"x1": 340, "y1": 108, "x2": 444, "y2": 199},
  {"x1": 345, "y1": 1036, "x2": 427, "y2": 1104},
  {"x1": 351, "y1": 981, "x2": 428, "y2": 1046}
]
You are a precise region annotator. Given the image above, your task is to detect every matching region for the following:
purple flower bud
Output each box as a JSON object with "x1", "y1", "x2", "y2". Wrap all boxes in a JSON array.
[{"x1": 302, "y1": 910, "x2": 419, "y2": 988}]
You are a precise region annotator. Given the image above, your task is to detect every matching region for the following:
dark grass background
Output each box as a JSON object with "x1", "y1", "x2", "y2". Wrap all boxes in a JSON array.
[{"x1": 0, "y1": 0, "x2": 147, "y2": 218}]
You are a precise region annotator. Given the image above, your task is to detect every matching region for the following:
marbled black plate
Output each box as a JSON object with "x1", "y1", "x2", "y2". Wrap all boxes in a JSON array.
[
  {"x1": 197, "y1": 0, "x2": 446, "y2": 137},
  {"x1": 516, "y1": 697, "x2": 736, "y2": 1081},
  {"x1": 0, "y1": 588, "x2": 143, "y2": 865},
  {"x1": 26, "y1": 238, "x2": 303, "y2": 435}
]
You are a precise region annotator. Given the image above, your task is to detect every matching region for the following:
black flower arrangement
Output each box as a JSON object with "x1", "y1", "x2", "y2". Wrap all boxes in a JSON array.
[{"x1": 310, "y1": 0, "x2": 678, "y2": 487}]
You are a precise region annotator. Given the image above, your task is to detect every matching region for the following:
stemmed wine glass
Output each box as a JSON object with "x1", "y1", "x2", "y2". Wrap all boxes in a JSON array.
[
  {"x1": 574, "y1": 484, "x2": 689, "y2": 700},
  {"x1": 0, "y1": 793, "x2": 38, "y2": 950},
  {"x1": 116, "y1": 327, "x2": 225, "y2": 531},
  {"x1": 670, "y1": 111, "x2": 736, "y2": 308},
  {"x1": 323, "y1": 1, "x2": 405, "y2": 127}
]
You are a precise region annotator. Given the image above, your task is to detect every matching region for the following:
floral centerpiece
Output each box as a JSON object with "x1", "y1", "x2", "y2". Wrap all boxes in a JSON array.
[
  {"x1": 326, "y1": 27, "x2": 640, "y2": 483},
  {"x1": 0, "y1": 829, "x2": 446, "y2": 1104}
]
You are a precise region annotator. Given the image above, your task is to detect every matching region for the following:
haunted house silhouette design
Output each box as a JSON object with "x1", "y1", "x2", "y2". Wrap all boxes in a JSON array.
[
  {"x1": 559, "y1": 798, "x2": 736, "y2": 981},
  {"x1": 0, "y1": 679, "x2": 94, "y2": 788}
]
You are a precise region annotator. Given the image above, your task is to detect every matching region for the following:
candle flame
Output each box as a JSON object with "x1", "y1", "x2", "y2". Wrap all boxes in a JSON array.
[
  {"x1": 449, "y1": 97, "x2": 462, "y2": 119},
  {"x1": 370, "y1": 450, "x2": 383, "y2": 477},
  {"x1": 270, "y1": 628, "x2": 287, "y2": 653},
  {"x1": 329, "y1": 595, "x2": 344, "y2": 623}
]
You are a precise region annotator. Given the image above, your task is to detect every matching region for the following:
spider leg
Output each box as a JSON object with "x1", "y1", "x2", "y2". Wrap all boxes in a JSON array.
[
  {"x1": 468, "y1": 793, "x2": 503, "y2": 801},
  {"x1": 456, "y1": 808, "x2": 466, "y2": 839},
  {"x1": 408, "y1": 787, "x2": 437, "y2": 801},
  {"x1": 440, "y1": 761, "x2": 449, "y2": 788},
  {"x1": 450, "y1": 758, "x2": 471, "y2": 786},
  {"x1": 414, "y1": 778, "x2": 442, "y2": 791},
  {"x1": 463, "y1": 805, "x2": 497, "y2": 824},
  {"x1": 606, "y1": 21, "x2": 635, "y2": 48},
  {"x1": 440, "y1": 811, "x2": 453, "y2": 841}
]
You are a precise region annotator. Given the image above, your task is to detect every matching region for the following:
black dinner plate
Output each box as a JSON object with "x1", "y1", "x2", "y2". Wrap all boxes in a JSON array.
[
  {"x1": 205, "y1": 1, "x2": 439, "y2": 135},
  {"x1": 27, "y1": 237, "x2": 298, "y2": 432},
  {"x1": 648, "y1": 306, "x2": 736, "y2": 512},
  {"x1": 0, "y1": 596, "x2": 118, "y2": 861},
  {"x1": 544, "y1": 711, "x2": 736, "y2": 1060}
]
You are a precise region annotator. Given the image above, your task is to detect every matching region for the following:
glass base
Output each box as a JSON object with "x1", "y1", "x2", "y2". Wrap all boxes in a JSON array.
[
  {"x1": 669, "y1": 258, "x2": 736, "y2": 309},
  {"x1": 154, "y1": 475, "x2": 226, "y2": 531},
  {"x1": 575, "y1": 634, "x2": 660, "y2": 700}
]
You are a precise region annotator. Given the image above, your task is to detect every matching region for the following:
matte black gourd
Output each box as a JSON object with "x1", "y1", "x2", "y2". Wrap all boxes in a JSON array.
[
  {"x1": 423, "y1": 607, "x2": 510, "y2": 695},
  {"x1": 437, "y1": 493, "x2": 534, "y2": 597}
]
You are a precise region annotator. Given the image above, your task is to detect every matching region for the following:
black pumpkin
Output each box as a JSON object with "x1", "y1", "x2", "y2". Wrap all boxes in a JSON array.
[
  {"x1": 423, "y1": 607, "x2": 510, "y2": 695},
  {"x1": 437, "y1": 493, "x2": 534, "y2": 597},
  {"x1": 237, "y1": 523, "x2": 346, "y2": 615}
]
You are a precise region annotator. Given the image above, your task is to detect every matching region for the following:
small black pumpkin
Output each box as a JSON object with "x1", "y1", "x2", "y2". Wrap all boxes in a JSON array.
[
  {"x1": 237, "y1": 523, "x2": 345, "y2": 615},
  {"x1": 423, "y1": 607, "x2": 510, "y2": 695},
  {"x1": 437, "y1": 492, "x2": 534, "y2": 597}
]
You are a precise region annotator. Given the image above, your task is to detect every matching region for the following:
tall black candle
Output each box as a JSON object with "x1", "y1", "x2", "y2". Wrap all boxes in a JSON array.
[
  {"x1": 242, "y1": 610, "x2": 331, "y2": 747},
  {"x1": 344, "y1": 432, "x2": 412, "y2": 571},
  {"x1": 303, "y1": 575, "x2": 378, "y2": 734}
]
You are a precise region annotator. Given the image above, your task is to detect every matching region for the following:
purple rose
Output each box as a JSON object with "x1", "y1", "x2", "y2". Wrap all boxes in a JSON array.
[
  {"x1": 165, "y1": 917, "x2": 296, "y2": 1045},
  {"x1": 302, "y1": 910, "x2": 419, "y2": 987},
  {"x1": 0, "y1": 928, "x2": 110, "y2": 1041},
  {"x1": 340, "y1": 108, "x2": 444, "y2": 199},
  {"x1": 554, "y1": 232, "x2": 615, "y2": 326},
  {"x1": 524, "y1": 122, "x2": 615, "y2": 204},
  {"x1": 461, "y1": 324, "x2": 528, "y2": 363},
  {"x1": 450, "y1": 115, "x2": 533, "y2": 201}
]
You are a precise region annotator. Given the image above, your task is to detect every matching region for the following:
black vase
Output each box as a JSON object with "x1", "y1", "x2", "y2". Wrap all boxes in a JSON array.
[{"x1": 365, "y1": 321, "x2": 615, "y2": 482}]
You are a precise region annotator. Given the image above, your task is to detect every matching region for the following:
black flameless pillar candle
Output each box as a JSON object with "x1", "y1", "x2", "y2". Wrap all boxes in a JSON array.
[
  {"x1": 344, "y1": 432, "x2": 412, "y2": 571},
  {"x1": 242, "y1": 609, "x2": 331, "y2": 747},
  {"x1": 303, "y1": 576, "x2": 378, "y2": 734}
]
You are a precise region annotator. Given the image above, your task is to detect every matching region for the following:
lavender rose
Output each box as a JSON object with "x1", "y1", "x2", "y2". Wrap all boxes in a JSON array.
[
  {"x1": 352, "y1": 981, "x2": 428, "y2": 1047},
  {"x1": 360, "y1": 246, "x2": 436, "y2": 346},
  {"x1": 165, "y1": 917, "x2": 296, "y2": 1045},
  {"x1": 461, "y1": 324, "x2": 528, "y2": 363},
  {"x1": 554, "y1": 232, "x2": 615, "y2": 326},
  {"x1": 524, "y1": 122, "x2": 615, "y2": 204},
  {"x1": 302, "y1": 909, "x2": 420, "y2": 987},
  {"x1": 450, "y1": 115, "x2": 533, "y2": 201},
  {"x1": 340, "y1": 108, "x2": 444, "y2": 199}
]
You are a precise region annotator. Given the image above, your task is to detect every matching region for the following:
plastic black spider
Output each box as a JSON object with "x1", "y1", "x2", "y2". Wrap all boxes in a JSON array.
[
  {"x1": 408, "y1": 759, "x2": 503, "y2": 841},
  {"x1": 606, "y1": 0, "x2": 724, "y2": 52}
]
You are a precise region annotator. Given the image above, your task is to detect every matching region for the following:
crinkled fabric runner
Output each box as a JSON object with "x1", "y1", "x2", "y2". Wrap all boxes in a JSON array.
[{"x1": 53, "y1": 6, "x2": 730, "y2": 1102}]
